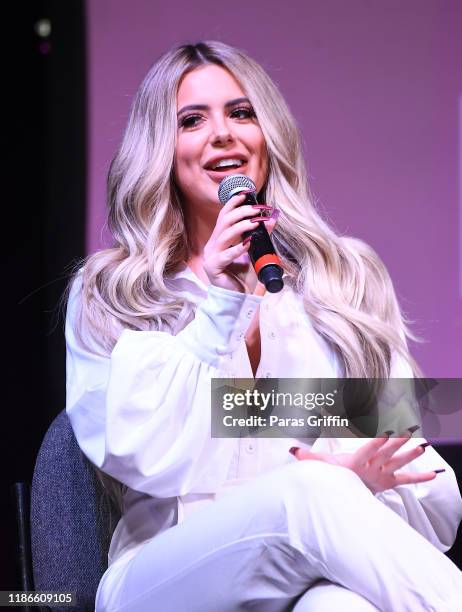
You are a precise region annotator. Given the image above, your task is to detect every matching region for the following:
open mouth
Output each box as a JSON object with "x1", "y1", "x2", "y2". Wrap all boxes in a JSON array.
[
  {"x1": 206, "y1": 164, "x2": 246, "y2": 173},
  {"x1": 205, "y1": 162, "x2": 248, "y2": 180},
  {"x1": 205, "y1": 157, "x2": 246, "y2": 174},
  {"x1": 205, "y1": 161, "x2": 247, "y2": 183}
]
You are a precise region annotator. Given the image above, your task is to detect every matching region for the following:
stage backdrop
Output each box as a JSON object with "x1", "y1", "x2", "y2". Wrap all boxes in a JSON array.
[{"x1": 85, "y1": 0, "x2": 461, "y2": 384}]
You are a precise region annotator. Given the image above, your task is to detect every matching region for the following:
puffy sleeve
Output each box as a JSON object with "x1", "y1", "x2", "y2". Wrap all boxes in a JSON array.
[
  {"x1": 65, "y1": 273, "x2": 262, "y2": 498},
  {"x1": 311, "y1": 352, "x2": 462, "y2": 552}
]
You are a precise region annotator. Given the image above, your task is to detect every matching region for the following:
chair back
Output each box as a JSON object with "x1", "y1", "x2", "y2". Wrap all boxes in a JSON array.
[{"x1": 31, "y1": 410, "x2": 120, "y2": 611}]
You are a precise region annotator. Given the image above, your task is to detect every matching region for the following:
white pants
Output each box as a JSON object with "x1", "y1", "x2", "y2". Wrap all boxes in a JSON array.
[{"x1": 96, "y1": 461, "x2": 462, "y2": 611}]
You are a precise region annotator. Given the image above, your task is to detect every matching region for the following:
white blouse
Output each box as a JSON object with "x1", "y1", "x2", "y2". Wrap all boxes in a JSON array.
[{"x1": 65, "y1": 266, "x2": 462, "y2": 568}]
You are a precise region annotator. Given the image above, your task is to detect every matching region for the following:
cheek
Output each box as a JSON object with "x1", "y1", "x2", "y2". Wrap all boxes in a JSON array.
[
  {"x1": 174, "y1": 145, "x2": 194, "y2": 186},
  {"x1": 176, "y1": 136, "x2": 203, "y2": 169}
]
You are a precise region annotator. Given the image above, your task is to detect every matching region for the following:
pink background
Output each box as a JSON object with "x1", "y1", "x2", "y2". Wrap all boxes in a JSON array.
[{"x1": 85, "y1": 0, "x2": 461, "y2": 378}]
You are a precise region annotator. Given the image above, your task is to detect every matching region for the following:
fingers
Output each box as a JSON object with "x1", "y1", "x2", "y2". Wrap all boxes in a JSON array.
[
  {"x1": 393, "y1": 471, "x2": 437, "y2": 487},
  {"x1": 215, "y1": 190, "x2": 278, "y2": 245},
  {"x1": 215, "y1": 237, "x2": 253, "y2": 269},
  {"x1": 217, "y1": 203, "x2": 272, "y2": 236},
  {"x1": 291, "y1": 448, "x2": 325, "y2": 461},
  {"x1": 211, "y1": 193, "x2": 250, "y2": 240},
  {"x1": 205, "y1": 190, "x2": 279, "y2": 288},
  {"x1": 384, "y1": 444, "x2": 426, "y2": 473},
  {"x1": 366, "y1": 435, "x2": 413, "y2": 469},
  {"x1": 218, "y1": 191, "x2": 257, "y2": 219},
  {"x1": 220, "y1": 190, "x2": 250, "y2": 210},
  {"x1": 350, "y1": 436, "x2": 390, "y2": 465},
  {"x1": 218, "y1": 218, "x2": 270, "y2": 251},
  {"x1": 290, "y1": 448, "x2": 343, "y2": 469}
]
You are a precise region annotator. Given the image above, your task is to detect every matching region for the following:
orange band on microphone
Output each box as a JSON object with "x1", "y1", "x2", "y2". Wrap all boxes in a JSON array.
[{"x1": 254, "y1": 254, "x2": 282, "y2": 275}]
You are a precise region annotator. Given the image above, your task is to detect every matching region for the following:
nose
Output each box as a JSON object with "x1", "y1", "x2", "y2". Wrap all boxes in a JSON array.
[{"x1": 209, "y1": 113, "x2": 234, "y2": 146}]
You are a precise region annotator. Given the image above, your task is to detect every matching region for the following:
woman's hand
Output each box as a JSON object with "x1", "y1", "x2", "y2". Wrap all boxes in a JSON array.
[
  {"x1": 203, "y1": 191, "x2": 276, "y2": 293},
  {"x1": 291, "y1": 434, "x2": 437, "y2": 494}
]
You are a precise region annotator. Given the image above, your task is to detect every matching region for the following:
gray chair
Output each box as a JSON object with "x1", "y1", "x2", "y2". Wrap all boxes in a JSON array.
[{"x1": 30, "y1": 410, "x2": 120, "y2": 611}]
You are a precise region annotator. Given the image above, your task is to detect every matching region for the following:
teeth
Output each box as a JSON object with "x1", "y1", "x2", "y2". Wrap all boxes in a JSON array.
[{"x1": 211, "y1": 158, "x2": 244, "y2": 170}]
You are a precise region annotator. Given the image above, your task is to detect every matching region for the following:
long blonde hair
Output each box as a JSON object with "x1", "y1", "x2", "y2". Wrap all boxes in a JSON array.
[{"x1": 70, "y1": 40, "x2": 420, "y2": 380}]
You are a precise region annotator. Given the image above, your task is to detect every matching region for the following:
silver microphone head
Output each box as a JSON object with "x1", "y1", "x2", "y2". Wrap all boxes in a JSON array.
[{"x1": 218, "y1": 174, "x2": 256, "y2": 205}]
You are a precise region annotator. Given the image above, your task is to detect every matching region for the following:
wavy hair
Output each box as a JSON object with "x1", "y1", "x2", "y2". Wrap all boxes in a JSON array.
[{"x1": 69, "y1": 40, "x2": 421, "y2": 381}]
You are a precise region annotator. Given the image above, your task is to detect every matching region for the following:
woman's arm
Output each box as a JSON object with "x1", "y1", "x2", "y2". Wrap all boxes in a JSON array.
[
  {"x1": 375, "y1": 350, "x2": 462, "y2": 551},
  {"x1": 303, "y1": 352, "x2": 462, "y2": 552},
  {"x1": 66, "y1": 273, "x2": 262, "y2": 499}
]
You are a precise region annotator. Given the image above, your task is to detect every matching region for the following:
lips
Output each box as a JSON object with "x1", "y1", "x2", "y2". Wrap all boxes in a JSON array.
[
  {"x1": 203, "y1": 154, "x2": 248, "y2": 170},
  {"x1": 204, "y1": 162, "x2": 248, "y2": 182}
]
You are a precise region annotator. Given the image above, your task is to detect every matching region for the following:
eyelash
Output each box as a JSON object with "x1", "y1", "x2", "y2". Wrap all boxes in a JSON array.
[{"x1": 179, "y1": 107, "x2": 255, "y2": 129}]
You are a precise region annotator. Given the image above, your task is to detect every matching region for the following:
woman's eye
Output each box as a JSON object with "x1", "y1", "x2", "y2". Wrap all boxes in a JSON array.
[
  {"x1": 180, "y1": 115, "x2": 203, "y2": 128},
  {"x1": 231, "y1": 107, "x2": 255, "y2": 119},
  {"x1": 179, "y1": 107, "x2": 255, "y2": 129}
]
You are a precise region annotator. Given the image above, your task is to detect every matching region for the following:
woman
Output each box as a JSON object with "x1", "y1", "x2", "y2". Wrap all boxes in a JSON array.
[{"x1": 65, "y1": 41, "x2": 462, "y2": 611}]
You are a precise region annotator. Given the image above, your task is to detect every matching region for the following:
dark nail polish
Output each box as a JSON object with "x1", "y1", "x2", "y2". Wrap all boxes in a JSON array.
[
  {"x1": 242, "y1": 236, "x2": 252, "y2": 246},
  {"x1": 251, "y1": 217, "x2": 269, "y2": 223},
  {"x1": 419, "y1": 442, "x2": 431, "y2": 450},
  {"x1": 383, "y1": 430, "x2": 394, "y2": 437},
  {"x1": 434, "y1": 469, "x2": 446, "y2": 474},
  {"x1": 408, "y1": 425, "x2": 420, "y2": 434},
  {"x1": 289, "y1": 447, "x2": 299, "y2": 456}
]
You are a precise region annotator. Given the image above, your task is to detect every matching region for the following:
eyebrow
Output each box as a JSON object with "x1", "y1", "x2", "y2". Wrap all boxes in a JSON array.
[{"x1": 177, "y1": 97, "x2": 251, "y2": 117}]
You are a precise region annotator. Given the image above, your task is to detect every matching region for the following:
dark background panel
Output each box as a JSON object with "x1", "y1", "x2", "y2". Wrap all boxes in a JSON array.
[{"x1": 2, "y1": 0, "x2": 86, "y2": 588}]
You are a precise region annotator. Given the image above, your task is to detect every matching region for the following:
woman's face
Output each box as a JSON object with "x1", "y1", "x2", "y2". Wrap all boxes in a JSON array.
[{"x1": 173, "y1": 64, "x2": 268, "y2": 215}]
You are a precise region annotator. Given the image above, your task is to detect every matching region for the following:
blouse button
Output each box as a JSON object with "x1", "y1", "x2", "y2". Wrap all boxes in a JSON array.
[
  {"x1": 237, "y1": 332, "x2": 244, "y2": 340},
  {"x1": 264, "y1": 372, "x2": 272, "y2": 378},
  {"x1": 268, "y1": 331, "x2": 276, "y2": 339},
  {"x1": 247, "y1": 309, "x2": 254, "y2": 318},
  {"x1": 246, "y1": 443, "x2": 255, "y2": 453}
]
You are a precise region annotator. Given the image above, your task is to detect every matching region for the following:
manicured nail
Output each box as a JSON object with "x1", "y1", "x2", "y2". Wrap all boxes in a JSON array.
[
  {"x1": 419, "y1": 442, "x2": 431, "y2": 450},
  {"x1": 289, "y1": 447, "x2": 300, "y2": 456},
  {"x1": 242, "y1": 235, "x2": 252, "y2": 246},
  {"x1": 434, "y1": 469, "x2": 446, "y2": 474},
  {"x1": 239, "y1": 189, "x2": 255, "y2": 195},
  {"x1": 251, "y1": 204, "x2": 273, "y2": 210},
  {"x1": 251, "y1": 216, "x2": 270, "y2": 223},
  {"x1": 408, "y1": 425, "x2": 420, "y2": 434}
]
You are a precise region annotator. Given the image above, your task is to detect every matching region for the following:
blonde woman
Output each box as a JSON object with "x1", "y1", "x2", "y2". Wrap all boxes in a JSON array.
[{"x1": 65, "y1": 41, "x2": 462, "y2": 611}]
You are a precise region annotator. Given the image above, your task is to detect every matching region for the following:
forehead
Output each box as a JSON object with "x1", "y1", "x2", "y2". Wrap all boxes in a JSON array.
[{"x1": 176, "y1": 65, "x2": 245, "y2": 108}]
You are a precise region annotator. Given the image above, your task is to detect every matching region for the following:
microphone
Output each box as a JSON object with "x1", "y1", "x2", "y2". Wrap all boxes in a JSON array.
[{"x1": 218, "y1": 174, "x2": 284, "y2": 293}]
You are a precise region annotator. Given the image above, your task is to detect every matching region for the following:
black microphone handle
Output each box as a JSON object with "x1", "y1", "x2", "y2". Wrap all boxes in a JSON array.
[{"x1": 241, "y1": 192, "x2": 284, "y2": 293}]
